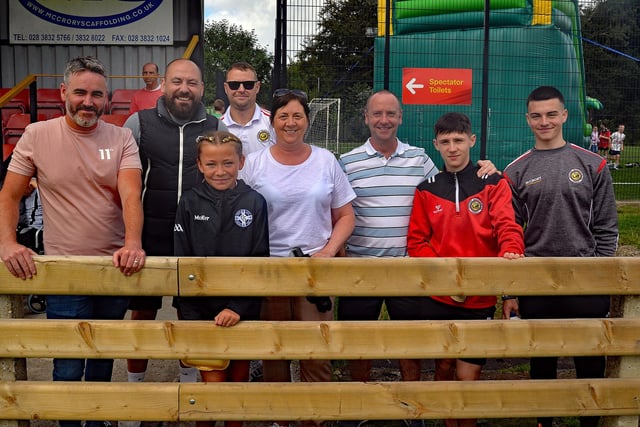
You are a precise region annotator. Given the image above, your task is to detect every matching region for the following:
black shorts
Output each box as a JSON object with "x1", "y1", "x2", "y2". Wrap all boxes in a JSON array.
[
  {"x1": 392, "y1": 297, "x2": 494, "y2": 366},
  {"x1": 128, "y1": 296, "x2": 163, "y2": 311},
  {"x1": 609, "y1": 149, "x2": 620, "y2": 156},
  {"x1": 337, "y1": 296, "x2": 425, "y2": 320},
  {"x1": 519, "y1": 295, "x2": 610, "y2": 319}
]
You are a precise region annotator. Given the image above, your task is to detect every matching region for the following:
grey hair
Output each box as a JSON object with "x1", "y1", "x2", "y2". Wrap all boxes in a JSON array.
[{"x1": 63, "y1": 56, "x2": 107, "y2": 85}]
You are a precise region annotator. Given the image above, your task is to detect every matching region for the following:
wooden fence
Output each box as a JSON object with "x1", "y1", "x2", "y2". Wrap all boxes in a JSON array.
[{"x1": 1, "y1": 256, "x2": 639, "y2": 426}]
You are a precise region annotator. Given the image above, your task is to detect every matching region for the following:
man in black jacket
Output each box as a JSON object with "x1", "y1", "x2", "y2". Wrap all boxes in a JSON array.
[{"x1": 122, "y1": 59, "x2": 226, "y2": 425}]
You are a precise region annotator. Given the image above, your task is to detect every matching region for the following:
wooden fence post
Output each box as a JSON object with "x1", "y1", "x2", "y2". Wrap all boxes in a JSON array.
[
  {"x1": 0, "y1": 295, "x2": 28, "y2": 427},
  {"x1": 603, "y1": 295, "x2": 640, "y2": 427}
]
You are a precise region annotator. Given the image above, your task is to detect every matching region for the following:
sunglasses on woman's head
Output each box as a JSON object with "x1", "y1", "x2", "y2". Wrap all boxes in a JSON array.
[
  {"x1": 272, "y1": 88, "x2": 308, "y2": 102},
  {"x1": 226, "y1": 80, "x2": 257, "y2": 90}
]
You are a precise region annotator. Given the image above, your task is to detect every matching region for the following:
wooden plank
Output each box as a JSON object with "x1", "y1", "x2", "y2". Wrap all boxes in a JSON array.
[
  {"x1": 183, "y1": 379, "x2": 640, "y2": 421},
  {"x1": 1, "y1": 379, "x2": 639, "y2": 421},
  {"x1": 1, "y1": 318, "x2": 639, "y2": 359},
  {"x1": 179, "y1": 379, "x2": 640, "y2": 421},
  {"x1": 177, "y1": 256, "x2": 640, "y2": 296},
  {"x1": 0, "y1": 381, "x2": 177, "y2": 421},
  {"x1": 602, "y1": 296, "x2": 640, "y2": 427},
  {"x1": 1, "y1": 256, "x2": 639, "y2": 296},
  {"x1": 0, "y1": 256, "x2": 177, "y2": 296}
]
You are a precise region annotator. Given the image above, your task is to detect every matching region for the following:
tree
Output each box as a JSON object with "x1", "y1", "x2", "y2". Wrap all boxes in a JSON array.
[
  {"x1": 293, "y1": 0, "x2": 376, "y2": 97},
  {"x1": 288, "y1": 0, "x2": 378, "y2": 142},
  {"x1": 581, "y1": 0, "x2": 640, "y2": 141},
  {"x1": 202, "y1": 19, "x2": 274, "y2": 107}
]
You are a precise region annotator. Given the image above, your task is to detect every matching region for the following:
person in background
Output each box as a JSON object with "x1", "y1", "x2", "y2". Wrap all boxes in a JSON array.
[
  {"x1": 16, "y1": 176, "x2": 43, "y2": 253},
  {"x1": 608, "y1": 124, "x2": 625, "y2": 169},
  {"x1": 598, "y1": 124, "x2": 610, "y2": 158},
  {"x1": 241, "y1": 88, "x2": 356, "y2": 427},
  {"x1": 213, "y1": 98, "x2": 225, "y2": 117},
  {"x1": 122, "y1": 58, "x2": 225, "y2": 427},
  {"x1": 407, "y1": 112, "x2": 524, "y2": 427},
  {"x1": 0, "y1": 56, "x2": 145, "y2": 427},
  {"x1": 128, "y1": 62, "x2": 163, "y2": 114},
  {"x1": 221, "y1": 61, "x2": 274, "y2": 156},
  {"x1": 173, "y1": 130, "x2": 269, "y2": 427},
  {"x1": 589, "y1": 123, "x2": 599, "y2": 153},
  {"x1": 503, "y1": 86, "x2": 618, "y2": 427}
]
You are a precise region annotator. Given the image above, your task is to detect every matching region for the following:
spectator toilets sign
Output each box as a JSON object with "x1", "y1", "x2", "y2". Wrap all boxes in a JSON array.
[
  {"x1": 402, "y1": 68, "x2": 473, "y2": 105},
  {"x1": 9, "y1": 0, "x2": 173, "y2": 45}
]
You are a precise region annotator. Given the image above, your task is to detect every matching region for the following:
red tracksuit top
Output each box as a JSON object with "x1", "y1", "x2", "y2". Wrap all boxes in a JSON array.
[{"x1": 407, "y1": 162, "x2": 524, "y2": 309}]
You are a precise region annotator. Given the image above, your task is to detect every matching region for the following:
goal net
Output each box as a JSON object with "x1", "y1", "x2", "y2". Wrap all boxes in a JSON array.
[{"x1": 306, "y1": 98, "x2": 341, "y2": 153}]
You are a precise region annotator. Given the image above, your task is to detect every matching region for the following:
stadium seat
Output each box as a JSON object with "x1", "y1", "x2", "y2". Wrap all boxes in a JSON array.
[
  {"x1": 35, "y1": 88, "x2": 65, "y2": 119},
  {"x1": 2, "y1": 113, "x2": 46, "y2": 161},
  {"x1": 0, "y1": 88, "x2": 30, "y2": 127},
  {"x1": 101, "y1": 114, "x2": 128, "y2": 127},
  {"x1": 109, "y1": 89, "x2": 137, "y2": 115}
]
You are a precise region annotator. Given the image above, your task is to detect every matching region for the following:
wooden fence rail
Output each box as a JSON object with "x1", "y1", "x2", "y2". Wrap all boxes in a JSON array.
[{"x1": 0, "y1": 256, "x2": 639, "y2": 426}]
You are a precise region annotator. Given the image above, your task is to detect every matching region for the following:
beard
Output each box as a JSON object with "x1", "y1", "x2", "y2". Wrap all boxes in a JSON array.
[
  {"x1": 165, "y1": 92, "x2": 200, "y2": 120},
  {"x1": 67, "y1": 102, "x2": 103, "y2": 127}
]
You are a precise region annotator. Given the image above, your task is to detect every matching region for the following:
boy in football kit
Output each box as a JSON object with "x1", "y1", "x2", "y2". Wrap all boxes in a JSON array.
[{"x1": 407, "y1": 112, "x2": 524, "y2": 427}]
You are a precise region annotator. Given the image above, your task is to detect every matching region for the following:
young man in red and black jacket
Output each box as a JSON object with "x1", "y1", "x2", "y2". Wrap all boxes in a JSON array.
[{"x1": 407, "y1": 112, "x2": 524, "y2": 427}]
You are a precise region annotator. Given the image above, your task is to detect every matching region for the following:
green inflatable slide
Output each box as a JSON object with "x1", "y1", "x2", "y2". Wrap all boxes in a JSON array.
[{"x1": 375, "y1": 0, "x2": 596, "y2": 168}]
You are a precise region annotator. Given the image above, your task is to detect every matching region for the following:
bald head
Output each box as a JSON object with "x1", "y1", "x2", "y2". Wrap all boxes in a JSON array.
[{"x1": 141, "y1": 62, "x2": 160, "y2": 90}]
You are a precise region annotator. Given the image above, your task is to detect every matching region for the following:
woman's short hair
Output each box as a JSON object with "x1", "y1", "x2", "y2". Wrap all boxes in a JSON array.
[{"x1": 270, "y1": 89, "x2": 310, "y2": 124}]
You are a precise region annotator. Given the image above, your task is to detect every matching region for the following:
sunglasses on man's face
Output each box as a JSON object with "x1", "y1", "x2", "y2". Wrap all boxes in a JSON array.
[
  {"x1": 226, "y1": 80, "x2": 257, "y2": 90},
  {"x1": 272, "y1": 88, "x2": 308, "y2": 102}
]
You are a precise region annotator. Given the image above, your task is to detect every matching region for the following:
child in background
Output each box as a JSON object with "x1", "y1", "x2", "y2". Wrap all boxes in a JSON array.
[
  {"x1": 173, "y1": 130, "x2": 269, "y2": 427},
  {"x1": 589, "y1": 124, "x2": 599, "y2": 153},
  {"x1": 598, "y1": 124, "x2": 611, "y2": 158},
  {"x1": 407, "y1": 112, "x2": 524, "y2": 427}
]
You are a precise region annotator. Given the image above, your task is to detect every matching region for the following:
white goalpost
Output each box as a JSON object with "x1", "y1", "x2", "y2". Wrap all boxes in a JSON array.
[{"x1": 306, "y1": 98, "x2": 341, "y2": 153}]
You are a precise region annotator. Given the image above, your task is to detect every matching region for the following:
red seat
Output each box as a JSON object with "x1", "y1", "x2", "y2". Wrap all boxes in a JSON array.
[
  {"x1": 36, "y1": 88, "x2": 65, "y2": 119},
  {"x1": 101, "y1": 114, "x2": 128, "y2": 127},
  {"x1": 3, "y1": 142, "x2": 16, "y2": 161},
  {"x1": 2, "y1": 113, "x2": 47, "y2": 144},
  {"x1": 1, "y1": 104, "x2": 25, "y2": 128},
  {"x1": 109, "y1": 89, "x2": 137, "y2": 115},
  {"x1": 4, "y1": 112, "x2": 34, "y2": 135},
  {"x1": 3, "y1": 113, "x2": 32, "y2": 161},
  {"x1": 0, "y1": 88, "x2": 30, "y2": 127},
  {"x1": 2, "y1": 113, "x2": 46, "y2": 161}
]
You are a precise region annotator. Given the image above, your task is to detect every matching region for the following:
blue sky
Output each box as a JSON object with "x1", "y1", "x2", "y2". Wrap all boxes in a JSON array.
[{"x1": 203, "y1": 0, "x2": 277, "y2": 53}]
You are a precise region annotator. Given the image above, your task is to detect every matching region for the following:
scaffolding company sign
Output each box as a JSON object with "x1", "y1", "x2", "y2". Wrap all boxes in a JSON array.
[
  {"x1": 10, "y1": 0, "x2": 173, "y2": 45},
  {"x1": 402, "y1": 68, "x2": 473, "y2": 105}
]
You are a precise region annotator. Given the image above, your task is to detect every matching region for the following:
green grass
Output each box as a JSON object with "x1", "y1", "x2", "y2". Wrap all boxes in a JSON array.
[
  {"x1": 617, "y1": 202, "x2": 640, "y2": 247},
  {"x1": 610, "y1": 145, "x2": 640, "y2": 200},
  {"x1": 497, "y1": 362, "x2": 530, "y2": 375}
]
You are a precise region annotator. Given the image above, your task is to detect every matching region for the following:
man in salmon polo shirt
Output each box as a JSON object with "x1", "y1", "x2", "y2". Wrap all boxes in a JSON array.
[
  {"x1": 129, "y1": 62, "x2": 163, "y2": 114},
  {"x1": 0, "y1": 56, "x2": 145, "y2": 427}
]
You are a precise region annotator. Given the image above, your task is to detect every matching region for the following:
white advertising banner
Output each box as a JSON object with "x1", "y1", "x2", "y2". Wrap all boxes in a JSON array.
[{"x1": 9, "y1": 0, "x2": 174, "y2": 45}]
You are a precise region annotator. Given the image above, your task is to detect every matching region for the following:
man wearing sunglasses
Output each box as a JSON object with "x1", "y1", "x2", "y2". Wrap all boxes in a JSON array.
[{"x1": 221, "y1": 62, "x2": 275, "y2": 156}]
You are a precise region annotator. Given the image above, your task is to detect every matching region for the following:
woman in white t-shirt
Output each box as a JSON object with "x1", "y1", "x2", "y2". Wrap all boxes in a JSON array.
[{"x1": 242, "y1": 89, "x2": 355, "y2": 427}]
